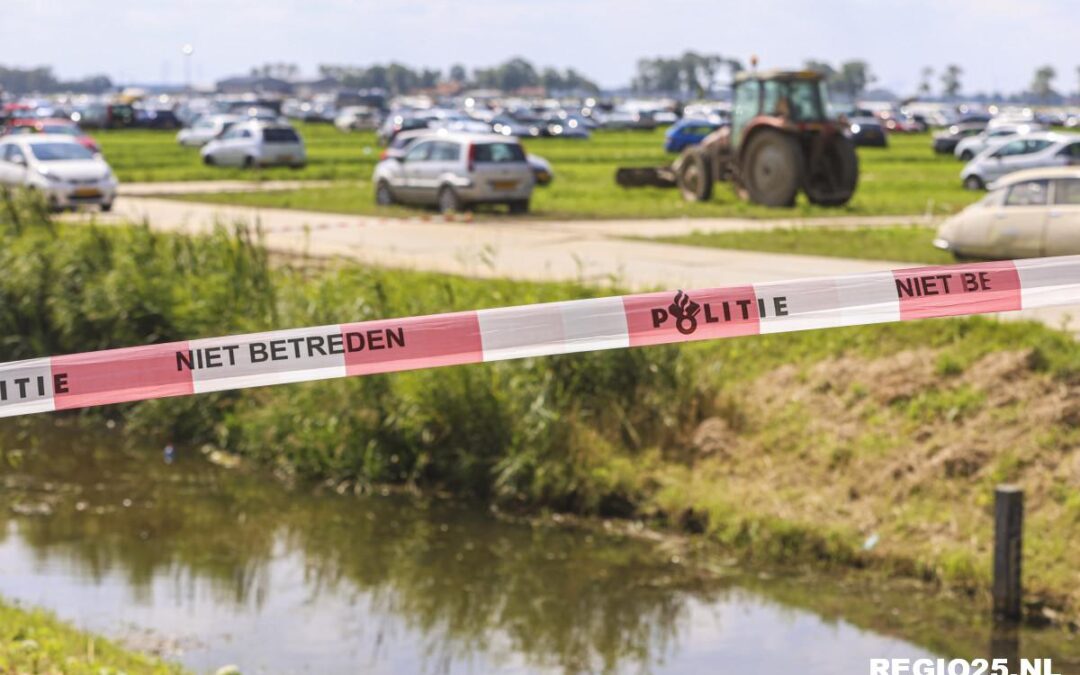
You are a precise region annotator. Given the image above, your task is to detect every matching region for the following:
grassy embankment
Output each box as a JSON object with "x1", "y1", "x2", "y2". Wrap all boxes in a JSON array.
[
  {"x1": 651, "y1": 225, "x2": 955, "y2": 265},
  {"x1": 0, "y1": 600, "x2": 184, "y2": 674},
  {"x1": 98, "y1": 125, "x2": 980, "y2": 218},
  {"x1": 1, "y1": 191, "x2": 1079, "y2": 624}
]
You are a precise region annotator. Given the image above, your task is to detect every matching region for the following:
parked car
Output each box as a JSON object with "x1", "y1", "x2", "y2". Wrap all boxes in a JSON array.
[
  {"x1": 934, "y1": 167, "x2": 1080, "y2": 259},
  {"x1": 334, "y1": 106, "x2": 380, "y2": 132},
  {"x1": 3, "y1": 118, "x2": 100, "y2": 154},
  {"x1": 960, "y1": 132, "x2": 1080, "y2": 190},
  {"x1": 135, "y1": 108, "x2": 181, "y2": 129},
  {"x1": 372, "y1": 132, "x2": 535, "y2": 213},
  {"x1": 848, "y1": 116, "x2": 888, "y2": 147},
  {"x1": 380, "y1": 129, "x2": 554, "y2": 186},
  {"x1": 377, "y1": 114, "x2": 433, "y2": 145},
  {"x1": 954, "y1": 125, "x2": 1034, "y2": 161},
  {"x1": 664, "y1": 119, "x2": 723, "y2": 153},
  {"x1": 932, "y1": 122, "x2": 987, "y2": 154},
  {"x1": 177, "y1": 114, "x2": 241, "y2": 147},
  {"x1": 200, "y1": 121, "x2": 306, "y2": 168},
  {"x1": 0, "y1": 134, "x2": 117, "y2": 211}
]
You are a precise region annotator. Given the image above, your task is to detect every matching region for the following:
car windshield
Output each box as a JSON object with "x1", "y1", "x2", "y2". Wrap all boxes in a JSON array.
[
  {"x1": 263, "y1": 127, "x2": 300, "y2": 143},
  {"x1": 473, "y1": 142, "x2": 526, "y2": 163},
  {"x1": 41, "y1": 125, "x2": 77, "y2": 135},
  {"x1": 29, "y1": 142, "x2": 94, "y2": 161}
]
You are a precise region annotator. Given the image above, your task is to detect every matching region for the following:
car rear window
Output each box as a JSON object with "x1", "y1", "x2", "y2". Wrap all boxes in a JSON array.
[
  {"x1": 263, "y1": 127, "x2": 300, "y2": 143},
  {"x1": 473, "y1": 142, "x2": 525, "y2": 163}
]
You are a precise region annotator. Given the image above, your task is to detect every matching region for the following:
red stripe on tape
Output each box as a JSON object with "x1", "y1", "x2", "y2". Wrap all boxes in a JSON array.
[
  {"x1": 341, "y1": 311, "x2": 483, "y2": 376},
  {"x1": 52, "y1": 342, "x2": 194, "y2": 409},
  {"x1": 623, "y1": 286, "x2": 760, "y2": 347},
  {"x1": 893, "y1": 261, "x2": 1021, "y2": 320}
]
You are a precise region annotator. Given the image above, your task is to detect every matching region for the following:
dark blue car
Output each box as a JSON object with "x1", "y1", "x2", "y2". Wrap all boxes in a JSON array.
[{"x1": 664, "y1": 119, "x2": 722, "y2": 153}]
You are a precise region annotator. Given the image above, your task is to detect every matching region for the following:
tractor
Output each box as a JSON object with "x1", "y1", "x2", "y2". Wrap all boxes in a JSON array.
[{"x1": 616, "y1": 69, "x2": 858, "y2": 208}]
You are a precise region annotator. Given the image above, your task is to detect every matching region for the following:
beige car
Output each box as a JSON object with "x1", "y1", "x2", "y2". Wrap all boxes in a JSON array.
[{"x1": 934, "y1": 167, "x2": 1080, "y2": 259}]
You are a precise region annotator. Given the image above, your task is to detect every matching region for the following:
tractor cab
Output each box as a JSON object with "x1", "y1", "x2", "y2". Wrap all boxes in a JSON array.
[{"x1": 730, "y1": 70, "x2": 832, "y2": 148}]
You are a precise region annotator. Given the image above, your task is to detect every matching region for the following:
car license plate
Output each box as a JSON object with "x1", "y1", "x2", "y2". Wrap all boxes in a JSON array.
[
  {"x1": 492, "y1": 180, "x2": 517, "y2": 190},
  {"x1": 74, "y1": 187, "x2": 101, "y2": 198}
]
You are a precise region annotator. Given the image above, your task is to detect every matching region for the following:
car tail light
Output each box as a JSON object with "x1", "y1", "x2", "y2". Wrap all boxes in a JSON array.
[
  {"x1": 379, "y1": 149, "x2": 388, "y2": 161},
  {"x1": 467, "y1": 143, "x2": 476, "y2": 172}
]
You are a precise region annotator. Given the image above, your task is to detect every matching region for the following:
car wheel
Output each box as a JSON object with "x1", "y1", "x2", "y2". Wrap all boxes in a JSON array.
[
  {"x1": 963, "y1": 175, "x2": 985, "y2": 191},
  {"x1": 244, "y1": 156, "x2": 256, "y2": 169},
  {"x1": 508, "y1": 199, "x2": 530, "y2": 215},
  {"x1": 203, "y1": 154, "x2": 216, "y2": 166},
  {"x1": 437, "y1": 186, "x2": 462, "y2": 214},
  {"x1": 101, "y1": 202, "x2": 114, "y2": 213},
  {"x1": 375, "y1": 181, "x2": 395, "y2": 206},
  {"x1": 959, "y1": 150, "x2": 974, "y2": 161}
]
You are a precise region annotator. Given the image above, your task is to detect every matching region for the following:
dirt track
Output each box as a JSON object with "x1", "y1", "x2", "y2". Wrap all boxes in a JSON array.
[{"x1": 66, "y1": 187, "x2": 1080, "y2": 332}]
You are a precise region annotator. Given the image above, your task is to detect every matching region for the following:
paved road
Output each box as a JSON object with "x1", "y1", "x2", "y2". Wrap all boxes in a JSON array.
[{"x1": 66, "y1": 191, "x2": 1079, "y2": 331}]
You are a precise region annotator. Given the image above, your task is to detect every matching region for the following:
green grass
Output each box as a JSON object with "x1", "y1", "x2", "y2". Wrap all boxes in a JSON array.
[
  {"x1": 0, "y1": 599, "x2": 185, "y2": 674},
  {"x1": 651, "y1": 225, "x2": 955, "y2": 264},
  {"x1": 97, "y1": 124, "x2": 980, "y2": 218}
]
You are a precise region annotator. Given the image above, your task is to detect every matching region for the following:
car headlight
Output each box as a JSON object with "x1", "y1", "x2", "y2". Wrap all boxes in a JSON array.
[
  {"x1": 850, "y1": 124, "x2": 861, "y2": 134},
  {"x1": 37, "y1": 167, "x2": 62, "y2": 183}
]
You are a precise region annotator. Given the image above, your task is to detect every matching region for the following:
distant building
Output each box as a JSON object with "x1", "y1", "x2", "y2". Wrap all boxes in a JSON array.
[
  {"x1": 294, "y1": 77, "x2": 341, "y2": 98},
  {"x1": 215, "y1": 75, "x2": 293, "y2": 96}
]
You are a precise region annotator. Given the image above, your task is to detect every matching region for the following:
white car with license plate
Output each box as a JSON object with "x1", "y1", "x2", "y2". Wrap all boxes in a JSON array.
[
  {"x1": 200, "y1": 121, "x2": 307, "y2": 169},
  {"x1": 0, "y1": 134, "x2": 117, "y2": 211},
  {"x1": 934, "y1": 167, "x2": 1080, "y2": 259},
  {"x1": 960, "y1": 132, "x2": 1080, "y2": 190},
  {"x1": 372, "y1": 132, "x2": 535, "y2": 213}
]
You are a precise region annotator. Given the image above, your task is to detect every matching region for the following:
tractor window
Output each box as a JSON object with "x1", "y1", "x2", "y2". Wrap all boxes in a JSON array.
[
  {"x1": 761, "y1": 79, "x2": 824, "y2": 122},
  {"x1": 731, "y1": 80, "x2": 760, "y2": 146}
]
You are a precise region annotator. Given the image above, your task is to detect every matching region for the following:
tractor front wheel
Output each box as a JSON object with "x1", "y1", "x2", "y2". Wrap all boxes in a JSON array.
[
  {"x1": 676, "y1": 149, "x2": 712, "y2": 202},
  {"x1": 741, "y1": 130, "x2": 801, "y2": 207}
]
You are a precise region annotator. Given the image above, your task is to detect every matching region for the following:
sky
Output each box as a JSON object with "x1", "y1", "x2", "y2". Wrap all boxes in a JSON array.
[{"x1": 2, "y1": 0, "x2": 1076, "y2": 96}]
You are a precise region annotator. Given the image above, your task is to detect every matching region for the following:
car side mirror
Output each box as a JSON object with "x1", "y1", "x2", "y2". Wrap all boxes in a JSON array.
[{"x1": 11, "y1": 155, "x2": 26, "y2": 167}]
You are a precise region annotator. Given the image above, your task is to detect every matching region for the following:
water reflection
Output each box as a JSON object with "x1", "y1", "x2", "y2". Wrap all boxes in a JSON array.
[{"x1": 0, "y1": 420, "x2": 1076, "y2": 674}]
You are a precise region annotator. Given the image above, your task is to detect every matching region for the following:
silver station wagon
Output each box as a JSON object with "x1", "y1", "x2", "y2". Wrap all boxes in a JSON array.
[{"x1": 372, "y1": 132, "x2": 535, "y2": 214}]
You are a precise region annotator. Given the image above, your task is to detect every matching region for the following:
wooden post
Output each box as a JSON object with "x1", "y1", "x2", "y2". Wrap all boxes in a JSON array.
[{"x1": 993, "y1": 484, "x2": 1023, "y2": 621}]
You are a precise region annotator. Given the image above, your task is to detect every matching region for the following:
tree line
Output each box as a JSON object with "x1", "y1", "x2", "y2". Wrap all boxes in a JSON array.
[
  {"x1": 315, "y1": 58, "x2": 599, "y2": 95},
  {"x1": 0, "y1": 66, "x2": 112, "y2": 95}
]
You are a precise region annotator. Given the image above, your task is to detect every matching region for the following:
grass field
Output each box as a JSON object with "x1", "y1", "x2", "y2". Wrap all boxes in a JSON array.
[
  {"x1": 652, "y1": 225, "x2": 955, "y2": 264},
  {"x1": 98, "y1": 124, "x2": 982, "y2": 219}
]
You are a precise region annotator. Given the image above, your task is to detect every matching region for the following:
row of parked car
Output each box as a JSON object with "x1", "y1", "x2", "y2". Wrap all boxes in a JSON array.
[{"x1": 929, "y1": 117, "x2": 1080, "y2": 190}]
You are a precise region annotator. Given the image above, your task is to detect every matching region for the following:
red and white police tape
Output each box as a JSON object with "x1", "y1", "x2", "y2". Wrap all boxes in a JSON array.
[{"x1": 3, "y1": 256, "x2": 1080, "y2": 419}]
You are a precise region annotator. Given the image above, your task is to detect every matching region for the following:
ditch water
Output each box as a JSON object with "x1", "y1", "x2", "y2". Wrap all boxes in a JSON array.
[{"x1": 0, "y1": 420, "x2": 1077, "y2": 674}]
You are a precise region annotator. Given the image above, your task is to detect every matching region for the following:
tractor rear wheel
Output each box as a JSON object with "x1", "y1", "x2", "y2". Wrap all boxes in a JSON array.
[
  {"x1": 676, "y1": 149, "x2": 712, "y2": 202},
  {"x1": 742, "y1": 130, "x2": 801, "y2": 207},
  {"x1": 804, "y1": 134, "x2": 859, "y2": 207}
]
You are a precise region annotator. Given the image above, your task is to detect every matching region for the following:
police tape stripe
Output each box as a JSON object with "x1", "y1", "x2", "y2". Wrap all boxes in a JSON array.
[{"x1": 0, "y1": 256, "x2": 1076, "y2": 419}]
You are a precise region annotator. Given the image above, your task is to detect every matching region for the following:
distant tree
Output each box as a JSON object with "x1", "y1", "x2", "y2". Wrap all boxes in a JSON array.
[
  {"x1": 250, "y1": 62, "x2": 300, "y2": 80},
  {"x1": 632, "y1": 51, "x2": 732, "y2": 96},
  {"x1": 835, "y1": 60, "x2": 874, "y2": 100},
  {"x1": 803, "y1": 60, "x2": 834, "y2": 78},
  {"x1": 448, "y1": 64, "x2": 468, "y2": 83},
  {"x1": 940, "y1": 64, "x2": 962, "y2": 98},
  {"x1": 0, "y1": 65, "x2": 111, "y2": 94},
  {"x1": 918, "y1": 66, "x2": 933, "y2": 97},
  {"x1": 1031, "y1": 65, "x2": 1056, "y2": 102}
]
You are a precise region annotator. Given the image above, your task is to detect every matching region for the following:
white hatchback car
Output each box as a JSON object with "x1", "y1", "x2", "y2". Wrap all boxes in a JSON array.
[
  {"x1": 954, "y1": 124, "x2": 1036, "y2": 161},
  {"x1": 201, "y1": 121, "x2": 307, "y2": 169},
  {"x1": 372, "y1": 132, "x2": 535, "y2": 213},
  {"x1": 935, "y1": 167, "x2": 1080, "y2": 259},
  {"x1": 0, "y1": 134, "x2": 118, "y2": 211},
  {"x1": 960, "y1": 132, "x2": 1080, "y2": 190}
]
